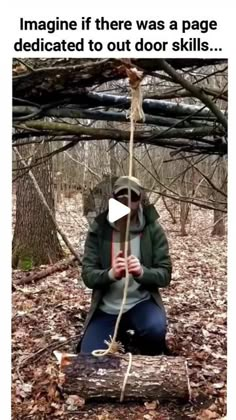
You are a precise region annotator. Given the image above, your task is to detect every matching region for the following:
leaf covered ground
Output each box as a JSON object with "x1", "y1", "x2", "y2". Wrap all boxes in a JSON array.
[{"x1": 12, "y1": 196, "x2": 227, "y2": 419}]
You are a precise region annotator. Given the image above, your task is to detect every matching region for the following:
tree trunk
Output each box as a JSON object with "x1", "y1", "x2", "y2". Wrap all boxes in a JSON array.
[
  {"x1": 60, "y1": 353, "x2": 190, "y2": 402},
  {"x1": 211, "y1": 159, "x2": 227, "y2": 236},
  {"x1": 179, "y1": 169, "x2": 189, "y2": 236},
  {"x1": 212, "y1": 208, "x2": 225, "y2": 236},
  {"x1": 109, "y1": 140, "x2": 118, "y2": 176},
  {"x1": 162, "y1": 196, "x2": 177, "y2": 224},
  {"x1": 12, "y1": 144, "x2": 64, "y2": 269}
]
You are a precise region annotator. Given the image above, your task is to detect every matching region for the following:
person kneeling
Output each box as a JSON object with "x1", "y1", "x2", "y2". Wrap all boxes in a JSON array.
[{"x1": 77, "y1": 176, "x2": 172, "y2": 356}]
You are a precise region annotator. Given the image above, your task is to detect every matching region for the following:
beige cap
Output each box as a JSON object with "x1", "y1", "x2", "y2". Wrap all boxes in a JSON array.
[{"x1": 113, "y1": 176, "x2": 143, "y2": 196}]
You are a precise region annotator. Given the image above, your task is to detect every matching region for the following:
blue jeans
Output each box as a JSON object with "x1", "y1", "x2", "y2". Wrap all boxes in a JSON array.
[{"x1": 80, "y1": 299, "x2": 167, "y2": 355}]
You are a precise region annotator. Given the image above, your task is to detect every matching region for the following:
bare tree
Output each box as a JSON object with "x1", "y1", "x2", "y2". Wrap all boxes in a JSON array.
[
  {"x1": 12, "y1": 143, "x2": 64, "y2": 269},
  {"x1": 211, "y1": 159, "x2": 227, "y2": 236}
]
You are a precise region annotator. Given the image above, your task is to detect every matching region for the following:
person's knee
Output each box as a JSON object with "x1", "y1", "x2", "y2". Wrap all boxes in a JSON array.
[
  {"x1": 143, "y1": 321, "x2": 166, "y2": 342},
  {"x1": 80, "y1": 332, "x2": 108, "y2": 353},
  {"x1": 80, "y1": 310, "x2": 117, "y2": 353}
]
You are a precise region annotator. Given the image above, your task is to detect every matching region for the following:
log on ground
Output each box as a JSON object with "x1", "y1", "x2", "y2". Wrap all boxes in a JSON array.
[{"x1": 59, "y1": 353, "x2": 191, "y2": 402}]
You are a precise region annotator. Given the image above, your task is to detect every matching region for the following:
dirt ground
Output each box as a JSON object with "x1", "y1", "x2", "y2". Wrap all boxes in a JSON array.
[{"x1": 12, "y1": 195, "x2": 227, "y2": 419}]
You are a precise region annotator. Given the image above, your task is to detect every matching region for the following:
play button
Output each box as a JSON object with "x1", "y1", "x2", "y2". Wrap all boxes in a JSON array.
[{"x1": 108, "y1": 198, "x2": 130, "y2": 223}]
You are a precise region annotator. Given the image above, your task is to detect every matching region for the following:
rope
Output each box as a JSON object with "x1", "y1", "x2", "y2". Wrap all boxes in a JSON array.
[
  {"x1": 92, "y1": 66, "x2": 144, "y2": 400},
  {"x1": 120, "y1": 352, "x2": 132, "y2": 402},
  {"x1": 91, "y1": 115, "x2": 135, "y2": 357}
]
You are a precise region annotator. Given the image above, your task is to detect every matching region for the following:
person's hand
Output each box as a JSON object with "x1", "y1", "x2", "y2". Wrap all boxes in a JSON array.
[
  {"x1": 111, "y1": 250, "x2": 126, "y2": 279},
  {"x1": 128, "y1": 255, "x2": 143, "y2": 277}
]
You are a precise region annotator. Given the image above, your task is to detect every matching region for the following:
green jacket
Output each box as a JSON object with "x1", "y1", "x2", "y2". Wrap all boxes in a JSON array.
[{"x1": 80, "y1": 204, "x2": 172, "y2": 337}]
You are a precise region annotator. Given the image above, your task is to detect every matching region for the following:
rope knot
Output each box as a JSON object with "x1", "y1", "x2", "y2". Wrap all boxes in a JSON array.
[{"x1": 126, "y1": 67, "x2": 145, "y2": 123}]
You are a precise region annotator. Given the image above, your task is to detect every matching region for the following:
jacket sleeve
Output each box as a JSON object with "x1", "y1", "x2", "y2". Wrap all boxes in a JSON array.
[
  {"x1": 135, "y1": 222, "x2": 172, "y2": 288},
  {"x1": 81, "y1": 223, "x2": 116, "y2": 289}
]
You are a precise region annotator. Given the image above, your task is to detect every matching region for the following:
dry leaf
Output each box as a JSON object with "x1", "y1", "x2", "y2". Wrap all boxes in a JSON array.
[
  {"x1": 144, "y1": 400, "x2": 159, "y2": 410},
  {"x1": 66, "y1": 394, "x2": 85, "y2": 410},
  {"x1": 143, "y1": 414, "x2": 155, "y2": 420},
  {"x1": 97, "y1": 412, "x2": 114, "y2": 420},
  {"x1": 16, "y1": 382, "x2": 33, "y2": 398},
  {"x1": 212, "y1": 382, "x2": 225, "y2": 389},
  {"x1": 198, "y1": 409, "x2": 219, "y2": 419}
]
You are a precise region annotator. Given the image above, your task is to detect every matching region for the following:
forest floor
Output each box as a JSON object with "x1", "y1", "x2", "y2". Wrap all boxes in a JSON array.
[{"x1": 12, "y1": 195, "x2": 227, "y2": 420}]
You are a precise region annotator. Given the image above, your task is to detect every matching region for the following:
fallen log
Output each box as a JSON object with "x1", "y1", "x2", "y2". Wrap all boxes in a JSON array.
[
  {"x1": 13, "y1": 256, "x2": 81, "y2": 286},
  {"x1": 57, "y1": 353, "x2": 191, "y2": 403}
]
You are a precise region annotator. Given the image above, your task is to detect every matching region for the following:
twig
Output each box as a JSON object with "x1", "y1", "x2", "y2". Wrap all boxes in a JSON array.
[
  {"x1": 180, "y1": 153, "x2": 227, "y2": 198},
  {"x1": 64, "y1": 150, "x2": 102, "y2": 180},
  {"x1": 16, "y1": 335, "x2": 81, "y2": 382},
  {"x1": 197, "y1": 215, "x2": 227, "y2": 233},
  {"x1": 13, "y1": 140, "x2": 79, "y2": 182},
  {"x1": 207, "y1": 287, "x2": 218, "y2": 306}
]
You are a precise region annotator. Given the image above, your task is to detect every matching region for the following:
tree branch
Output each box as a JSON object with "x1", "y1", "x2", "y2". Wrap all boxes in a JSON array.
[
  {"x1": 14, "y1": 120, "x2": 225, "y2": 147},
  {"x1": 13, "y1": 105, "x2": 212, "y2": 128},
  {"x1": 157, "y1": 59, "x2": 227, "y2": 130},
  {"x1": 12, "y1": 140, "x2": 79, "y2": 181}
]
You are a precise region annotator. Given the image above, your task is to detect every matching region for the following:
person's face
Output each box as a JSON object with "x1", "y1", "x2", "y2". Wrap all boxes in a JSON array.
[
  {"x1": 115, "y1": 189, "x2": 141, "y2": 216},
  {"x1": 117, "y1": 196, "x2": 140, "y2": 210}
]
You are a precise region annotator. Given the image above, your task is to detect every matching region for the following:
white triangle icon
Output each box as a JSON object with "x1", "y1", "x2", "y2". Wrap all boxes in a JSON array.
[{"x1": 108, "y1": 198, "x2": 130, "y2": 223}]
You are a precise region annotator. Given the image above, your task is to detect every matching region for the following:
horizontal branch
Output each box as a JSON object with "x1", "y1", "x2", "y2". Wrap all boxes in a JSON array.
[
  {"x1": 12, "y1": 92, "x2": 221, "y2": 120},
  {"x1": 13, "y1": 137, "x2": 225, "y2": 156},
  {"x1": 16, "y1": 120, "x2": 224, "y2": 141},
  {"x1": 13, "y1": 105, "x2": 213, "y2": 128},
  {"x1": 79, "y1": 92, "x2": 218, "y2": 119},
  {"x1": 133, "y1": 58, "x2": 226, "y2": 72},
  {"x1": 148, "y1": 188, "x2": 227, "y2": 212},
  {"x1": 13, "y1": 58, "x2": 226, "y2": 104},
  {"x1": 146, "y1": 86, "x2": 228, "y2": 101},
  {"x1": 13, "y1": 121, "x2": 226, "y2": 154}
]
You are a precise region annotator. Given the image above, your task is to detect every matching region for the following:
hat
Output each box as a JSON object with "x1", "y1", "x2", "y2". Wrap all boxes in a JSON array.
[{"x1": 113, "y1": 176, "x2": 143, "y2": 196}]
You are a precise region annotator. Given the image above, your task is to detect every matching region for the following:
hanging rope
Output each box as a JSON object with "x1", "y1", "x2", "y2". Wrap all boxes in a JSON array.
[{"x1": 92, "y1": 66, "x2": 144, "y2": 401}]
